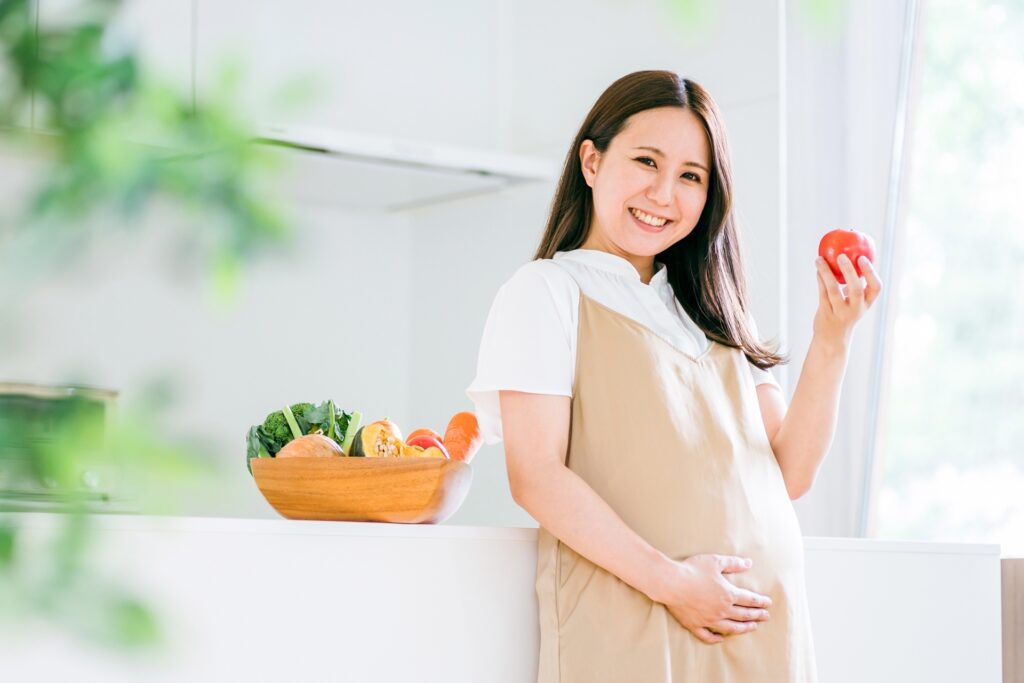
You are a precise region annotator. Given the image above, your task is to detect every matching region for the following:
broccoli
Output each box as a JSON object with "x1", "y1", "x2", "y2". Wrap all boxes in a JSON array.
[
  {"x1": 245, "y1": 400, "x2": 361, "y2": 475},
  {"x1": 260, "y1": 411, "x2": 297, "y2": 448}
]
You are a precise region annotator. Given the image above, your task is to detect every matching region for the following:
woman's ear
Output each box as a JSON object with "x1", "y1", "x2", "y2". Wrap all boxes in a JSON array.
[{"x1": 579, "y1": 139, "x2": 600, "y2": 188}]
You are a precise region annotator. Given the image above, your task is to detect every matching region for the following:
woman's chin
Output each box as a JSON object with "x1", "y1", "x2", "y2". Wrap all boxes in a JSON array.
[{"x1": 618, "y1": 231, "x2": 673, "y2": 256}]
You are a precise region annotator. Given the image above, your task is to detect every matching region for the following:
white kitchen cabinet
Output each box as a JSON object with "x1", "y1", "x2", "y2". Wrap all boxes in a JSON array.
[
  {"x1": 18, "y1": 1, "x2": 556, "y2": 209},
  {"x1": 257, "y1": 124, "x2": 556, "y2": 211},
  {"x1": 105, "y1": 0, "x2": 193, "y2": 100},
  {"x1": 192, "y1": 0, "x2": 274, "y2": 125},
  {"x1": 804, "y1": 537, "x2": 1003, "y2": 682},
  {"x1": 196, "y1": 0, "x2": 560, "y2": 209},
  {"x1": 194, "y1": 0, "x2": 500, "y2": 150},
  {"x1": 0, "y1": 513, "x2": 1004, "y2": 682}
]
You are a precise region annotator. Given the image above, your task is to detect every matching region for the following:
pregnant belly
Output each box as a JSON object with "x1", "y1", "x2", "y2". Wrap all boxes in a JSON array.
[{"x1": 583, "y1": 457, "x2": 807, "y2": 598}]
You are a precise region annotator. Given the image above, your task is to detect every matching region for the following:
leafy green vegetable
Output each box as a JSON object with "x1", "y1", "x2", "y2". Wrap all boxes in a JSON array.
[
  {"x1": 245, "y1": 400, "x2": 357, "y2": 474},
  {"x1": 339, "y1": 411, "x2": 362, "y2": 455},
  {"x1": 281, "y1": 404, "x2": 303, "y2": 440}
]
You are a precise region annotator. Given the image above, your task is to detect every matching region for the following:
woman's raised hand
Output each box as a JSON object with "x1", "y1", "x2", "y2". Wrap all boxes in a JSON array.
[
  {"x1": 659, "y1": 554, "x2": 773, "y2": 645},
  {"x1": 813, "y1": 253, "x2": 884, "y2": 347}
]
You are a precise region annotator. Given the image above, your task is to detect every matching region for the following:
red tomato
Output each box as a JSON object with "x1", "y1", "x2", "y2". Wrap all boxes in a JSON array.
[
  {"x1": 406, "y1": 428, "x2": 443, "y2": 443},
  {"x1": 818, "y1": 229, "x2": 876, "y2": 285},
  {"x1": 406, "y1": 434, "x2": 450, "y2": 459}
]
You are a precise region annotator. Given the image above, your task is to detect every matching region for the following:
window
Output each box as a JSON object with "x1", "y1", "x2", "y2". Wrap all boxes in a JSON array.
[{"x1": 874, "y1": 0, "x2": 1024, "y2": 555}]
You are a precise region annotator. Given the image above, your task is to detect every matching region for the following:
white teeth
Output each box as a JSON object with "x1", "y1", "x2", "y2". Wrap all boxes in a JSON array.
[{"x1": 629, "y1": 208, "x2": 668, "y2": 227}]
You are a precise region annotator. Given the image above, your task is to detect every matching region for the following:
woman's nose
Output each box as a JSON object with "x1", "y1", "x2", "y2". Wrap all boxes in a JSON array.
[{"x1": 646, "y1": 173, "x2": 674, "y2": 207}]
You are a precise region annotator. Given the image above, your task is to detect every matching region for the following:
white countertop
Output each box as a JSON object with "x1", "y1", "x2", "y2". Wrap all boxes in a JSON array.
[{"x1": 8, "y1": 511, "x2": 1004, "y2": 556}]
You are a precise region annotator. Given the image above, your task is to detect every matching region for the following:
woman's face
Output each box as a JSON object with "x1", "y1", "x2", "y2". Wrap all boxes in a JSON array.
[{"x1": 579, "y1": 106, "x2": 711, "y2": 281}]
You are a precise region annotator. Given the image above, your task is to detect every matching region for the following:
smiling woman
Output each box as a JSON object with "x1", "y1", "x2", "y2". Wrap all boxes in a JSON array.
[
  {"x1": 463, "y1": 69, "x2": 886, "y2": 682},
  {"x1": 580, "y1": 107, "x2": 709, "y2": 264},
  {"x1": 533, "y1": 73, "x2": 785, "y2": 370}
]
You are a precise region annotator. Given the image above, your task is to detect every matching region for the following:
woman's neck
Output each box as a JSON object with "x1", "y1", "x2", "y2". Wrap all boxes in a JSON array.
[{"x1": 578, "y1": 235, "x2": 656, "y2": 284}]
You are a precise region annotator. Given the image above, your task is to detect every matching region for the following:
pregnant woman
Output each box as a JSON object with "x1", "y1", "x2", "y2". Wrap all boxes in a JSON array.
[{"x1": 466, "y1": 70, "x2": 882, "y2": 681}]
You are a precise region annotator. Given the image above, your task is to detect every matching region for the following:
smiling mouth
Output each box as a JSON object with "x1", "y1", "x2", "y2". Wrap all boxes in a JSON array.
[{"x1": 629, "y1": 207, "x2": 673, "y2": 229}]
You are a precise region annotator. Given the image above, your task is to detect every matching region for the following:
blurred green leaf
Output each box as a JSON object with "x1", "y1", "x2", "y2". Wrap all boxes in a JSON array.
[
  {"x1": 106, "y1": 595, "x2": 161, "y2": 649},
  {"x1": 800, "y1": 0, "x2": 846, "y2": 32},
  {"x1": 38, "y1": 570, "x2": 163, "y2": 651},
  {"x1": 0, "y1": 521, "x2": 14, "y2": 568},
  {"x1": 661, "y1": 0, "x2": 715, "y2": 37},
  {"x1": 1, "y1": 0, "x2": 293, "y2": 300},
  {"x1": 0, "y1": 0, "x2": 324, "y2": 658}
]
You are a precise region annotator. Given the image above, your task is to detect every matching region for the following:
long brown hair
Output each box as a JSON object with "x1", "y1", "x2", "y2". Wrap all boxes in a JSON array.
[{"x1": 533, "y1": 70, "x2": 787, "y2": 370}]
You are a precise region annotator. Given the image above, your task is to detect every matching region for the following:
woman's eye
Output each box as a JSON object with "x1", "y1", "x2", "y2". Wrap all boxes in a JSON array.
[{"x1": 635, "y1": 158, "x2": 701, "y2": 183}]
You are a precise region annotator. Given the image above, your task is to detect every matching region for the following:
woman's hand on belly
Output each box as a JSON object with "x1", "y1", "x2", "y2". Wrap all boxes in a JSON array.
[{"x1": 656, "y1": 554, "x2": 773, "y2": 645}]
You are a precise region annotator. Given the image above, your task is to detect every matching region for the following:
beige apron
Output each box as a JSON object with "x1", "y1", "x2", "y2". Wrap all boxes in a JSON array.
[{"x1": 534, "y1": 270, "x2": 818, "y2": 682}]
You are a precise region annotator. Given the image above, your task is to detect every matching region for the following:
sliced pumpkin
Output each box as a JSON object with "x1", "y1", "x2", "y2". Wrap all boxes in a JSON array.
[{"x1": 350, "y1": 423, "x2": 404, "y2": 458}]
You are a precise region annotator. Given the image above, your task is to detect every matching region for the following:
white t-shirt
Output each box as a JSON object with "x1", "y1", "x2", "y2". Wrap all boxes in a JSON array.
[{"x1": 465, "y1": 248, "x2": 781, "y2": 444}]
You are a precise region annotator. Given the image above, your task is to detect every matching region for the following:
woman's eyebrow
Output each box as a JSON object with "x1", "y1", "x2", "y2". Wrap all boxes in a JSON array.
[{"x1": 632, "y1": 146, "x2": 708, "y2": 173}]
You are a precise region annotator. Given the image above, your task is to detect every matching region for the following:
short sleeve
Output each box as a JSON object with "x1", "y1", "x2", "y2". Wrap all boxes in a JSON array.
[
  {"x1": 465, "y1": 263, "x2": 575, "y2": 445},
  {"x1": 745, "y1": 310, "x2": 782, "y2": 389},
  {"x1": 749, "y1": 363, "x2": 781, "y2": 389}
]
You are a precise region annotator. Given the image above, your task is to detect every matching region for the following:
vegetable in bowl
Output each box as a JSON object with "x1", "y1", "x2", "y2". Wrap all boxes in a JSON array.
[{"x1": 245, "y1": 400, "x2": 362, "y2": 475}]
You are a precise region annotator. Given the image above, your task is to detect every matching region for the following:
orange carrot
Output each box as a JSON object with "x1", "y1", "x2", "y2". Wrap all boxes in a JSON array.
[{"x1": 443, "y1": 412, "x2": 483, "y2": 463}]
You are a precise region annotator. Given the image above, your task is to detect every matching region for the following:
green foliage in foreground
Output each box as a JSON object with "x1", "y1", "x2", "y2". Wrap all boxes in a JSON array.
[
  {"x1": 0, "y1": 0, "x2": 291, "y2": 300},
  {"x1": 0, "y1": 0, "x2": 301, "y2": 654}
]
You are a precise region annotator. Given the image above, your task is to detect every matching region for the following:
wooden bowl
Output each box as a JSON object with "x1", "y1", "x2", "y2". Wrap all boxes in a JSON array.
[{"x1": 250, "y1": 456, "x2": 473, "y2": 524}]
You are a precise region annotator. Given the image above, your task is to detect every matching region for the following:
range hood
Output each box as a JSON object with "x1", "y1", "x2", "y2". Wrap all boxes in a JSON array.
[{"x1": 255, "y1": 125, "x2": 559, "y2": 212}]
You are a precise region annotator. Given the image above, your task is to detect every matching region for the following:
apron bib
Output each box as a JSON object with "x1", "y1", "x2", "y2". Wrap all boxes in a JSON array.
[{"x1": 534, "y1": 268, "x2": 817, "y2": 682}]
